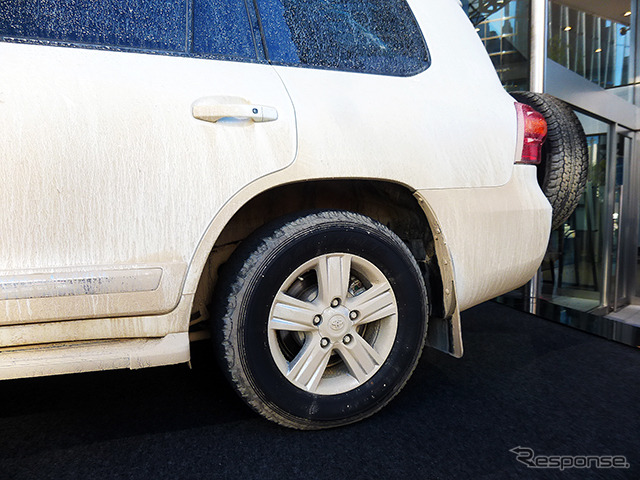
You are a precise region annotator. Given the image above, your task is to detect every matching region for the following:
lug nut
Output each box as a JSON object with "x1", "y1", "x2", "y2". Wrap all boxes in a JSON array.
[
  {"x1": 313, "y1": 315, "x2": 322, "y2": 326},
  {"x1": 343, "y1": 334, "x2": 353, "y2": 345},
  {"x1": 331, "y1": 298, "x2": 341, "y2": 307},
  {"x1": 349, "y1": 311, "x2": 358, "y2": 320},
  {"x1": 320, "y1": 338, "x2": 330, "y2": 348}
]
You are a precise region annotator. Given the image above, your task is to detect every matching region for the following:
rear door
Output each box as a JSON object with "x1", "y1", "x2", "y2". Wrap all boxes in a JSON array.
[{"x1": 0, "y1": 0, "x2": 296, "y2": 326}]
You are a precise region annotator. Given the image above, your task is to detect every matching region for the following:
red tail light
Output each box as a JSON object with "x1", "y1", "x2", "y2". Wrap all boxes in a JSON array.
[{"x1": 515, "y1": 102, "x2": 547, "y2": 165}]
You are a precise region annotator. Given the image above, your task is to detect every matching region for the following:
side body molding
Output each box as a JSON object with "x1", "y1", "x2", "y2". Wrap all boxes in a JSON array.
[{"x1": 0, "y1": 263, "x2": 187, "y2": 326}]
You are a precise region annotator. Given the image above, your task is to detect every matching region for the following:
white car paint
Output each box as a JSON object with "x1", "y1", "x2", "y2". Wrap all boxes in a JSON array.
[
  {"x1": 0, "y1": 0, "x2": 551, "y2": 378},
  {"x1": 0, "y1": 42, "x2": 296, "y2": 323}
]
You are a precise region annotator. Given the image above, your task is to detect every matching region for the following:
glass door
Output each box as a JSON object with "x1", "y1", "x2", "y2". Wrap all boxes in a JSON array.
[
  {"x1": 540, "y1": 113, "x2": 609, "y2": 312},
  {"x1": 611, "y1": 130, "x2": 632, "y2": 309},
  {"x1": 539, "y1": 117, "x2": 639, "y2": 314},
  {"x1": 605, "y1": 127, "x2": 638, "y2": 311},
  {"x1": 624, "y1": 131, "x2": 640, "y2": 305}
]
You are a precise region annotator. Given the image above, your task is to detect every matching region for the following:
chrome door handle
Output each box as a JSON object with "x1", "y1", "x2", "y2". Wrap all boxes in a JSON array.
[{"x1": 192, "y1": 97, "x2": 278, "y2": 123}]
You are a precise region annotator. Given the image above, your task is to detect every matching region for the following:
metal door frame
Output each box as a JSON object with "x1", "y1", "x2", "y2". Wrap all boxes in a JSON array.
[{"x1": 603, "y1": 127, "x2": 638, "y2": 311}]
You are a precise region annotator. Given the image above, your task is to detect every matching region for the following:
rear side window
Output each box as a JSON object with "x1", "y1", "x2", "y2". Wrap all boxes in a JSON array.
[
  {"x1": 0, "y1": 0, "x2": 257, "y2": 60},
  {"x1": 257, "y1": 0, "x2": 429, "y2": 76},
  {"x1": 193, "y1": 0, "x2": 256, "y2": 58}
]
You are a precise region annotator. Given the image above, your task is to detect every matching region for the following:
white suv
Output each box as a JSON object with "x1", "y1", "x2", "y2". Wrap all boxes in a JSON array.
[{"x1": 0, "y1": 0, "x2": 575, "y2": 428}]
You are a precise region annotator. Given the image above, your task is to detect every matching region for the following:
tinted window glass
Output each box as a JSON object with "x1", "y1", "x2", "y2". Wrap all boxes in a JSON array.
[
  {"x1": 193, "y1": 0, "x2": 256, "y2": 59},
  {"x1": 258, "y1": 0, "x2": 429, "y2": 75},
  {"x1": 0, "y1": 0, "x2": 188, "y2": 52},
  {"x1": 0, "y1": 0, "x2": 257, "y2": 60}
]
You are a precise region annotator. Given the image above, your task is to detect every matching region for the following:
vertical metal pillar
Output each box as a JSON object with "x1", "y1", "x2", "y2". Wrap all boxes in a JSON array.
[
  {"x1": 561, "y1": 6, "x2": 570, "y2": 68},
  {"x1": 631, "y1": 131, "x2": 640, "y2": 302},
  {"x1": 632, "y1": 1, "x2": 640, "y2": 302},
  {"x1": 603, "y1": 19, "x2": 613, "y2": 89},
  {"x1": 577, "y1": 12, "x2": 586, "y2": 76},
  {"x1": 530, "y1": 0, "x2": 547, "y2": 92},
  {"x1": 525, "y1": 0, "x2": 548, "y2": 314},
  {"x1": 634, "y1": 0, "x2": 640, "y2": 107},
  {"x1": 595, "y1": 17, "x2": 602, "y2": 86},
  {"x1": 601, "y1": 123, "x2": 619, "y2": 310}
]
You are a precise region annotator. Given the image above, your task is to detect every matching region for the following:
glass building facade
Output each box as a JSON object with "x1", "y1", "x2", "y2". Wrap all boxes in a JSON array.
[{"x1": 463, "y1": 1, "x2": 640, "y2": 341}]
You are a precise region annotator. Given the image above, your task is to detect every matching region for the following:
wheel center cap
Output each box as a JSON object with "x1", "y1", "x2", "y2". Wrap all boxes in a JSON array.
[
  {"x1": 329, "y1": 315, "x2": 346, "y2": 332},
  {"x1": 319, "y1": 306, "x2": 352, "y2": 339}
]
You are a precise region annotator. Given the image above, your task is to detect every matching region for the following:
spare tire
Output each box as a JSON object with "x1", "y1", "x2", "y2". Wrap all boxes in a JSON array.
[{"x1": 511, "y1": 91, "x2": 588, "y2": 230}]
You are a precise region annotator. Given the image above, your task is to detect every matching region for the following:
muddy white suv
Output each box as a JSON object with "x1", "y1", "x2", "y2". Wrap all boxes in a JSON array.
[{"x1": 0, "y1": 0, "x2": 584, "y2": 428}]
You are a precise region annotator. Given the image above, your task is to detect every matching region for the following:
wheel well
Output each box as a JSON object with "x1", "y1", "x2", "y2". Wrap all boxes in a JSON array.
[{"x1": 189, "y1": 180, "x2": 445, "y2": 338}]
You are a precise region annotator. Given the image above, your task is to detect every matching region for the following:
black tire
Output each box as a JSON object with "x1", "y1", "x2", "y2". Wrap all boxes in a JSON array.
[
  {"x1": 213, "y1": 210, "x2": 428, "y2": 429},
  {"x1": 511, "y1": 91, "x2": 588, "y2": 230}
]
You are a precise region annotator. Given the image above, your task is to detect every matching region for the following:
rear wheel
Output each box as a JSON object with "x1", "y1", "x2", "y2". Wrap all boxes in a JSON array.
[{"x1": 214, "y1": 210, "x2": 428, "y2": 429}]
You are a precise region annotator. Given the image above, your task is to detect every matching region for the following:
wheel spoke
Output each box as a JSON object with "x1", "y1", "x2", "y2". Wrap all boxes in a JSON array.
[
  {"x1": 269, "y1": 291, "x2": 319, "y2": 332},
  {"x1": 286, "y1": 338, "x2": 332, "y2": 392},
  {"x1": 346, "y1": 283, "x2": 396, "y2": 325},
  {"x1": 336, "y1": 333, "x2": 382, "y2": 383},
  {"x1": 316, "y1": 254, "x2": 352, "y2": 305}
]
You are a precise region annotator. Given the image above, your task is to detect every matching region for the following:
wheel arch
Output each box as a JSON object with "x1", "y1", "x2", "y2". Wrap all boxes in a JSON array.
[{"x1": 185, "y1": 178, "x2": 463, "y2": 357}]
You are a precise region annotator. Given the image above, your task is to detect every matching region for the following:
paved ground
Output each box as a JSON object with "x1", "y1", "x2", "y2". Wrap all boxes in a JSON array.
[{"x1": 0, "y1": 302, "x2": 638, "y2": 480}]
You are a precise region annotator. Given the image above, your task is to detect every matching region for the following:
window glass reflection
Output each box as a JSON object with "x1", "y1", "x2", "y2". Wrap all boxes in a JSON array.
[
  {"x1": 257, "y1": 0, "x2": 429, "y2": 76},
  {"x1": 0, "y1": 0, "x2": 188, "y2": 52},
  {"x1": 464, "y1": 0, "x2": 531, "y2": 91},
  {"x1": 548, "y1": 1, "x2": 633, "y2": 93}
]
